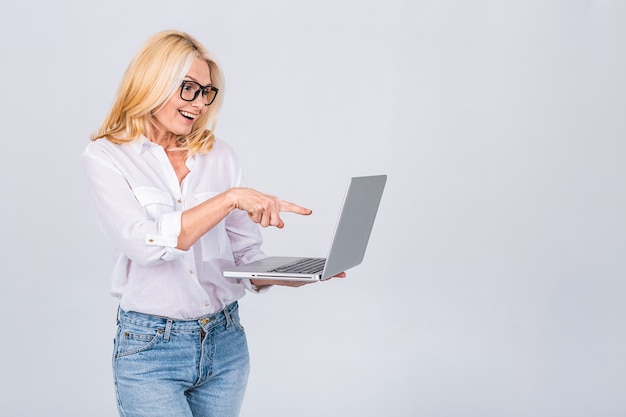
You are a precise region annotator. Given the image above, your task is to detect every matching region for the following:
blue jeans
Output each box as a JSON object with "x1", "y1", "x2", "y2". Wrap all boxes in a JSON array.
[{"x1": 113, "y1": 302, "x2": 250, "y2": 417}]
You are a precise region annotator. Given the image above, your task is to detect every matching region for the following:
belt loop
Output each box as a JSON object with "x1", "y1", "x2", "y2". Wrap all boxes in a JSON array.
[
  {"x1": 163, "y1": 319, "x2": 173, "y2": 342},
  {"x1": 224, "y1": 306, "x2": 232, "y2": 330}
]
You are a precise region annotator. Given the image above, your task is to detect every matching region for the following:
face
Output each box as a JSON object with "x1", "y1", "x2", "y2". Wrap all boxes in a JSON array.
[{"x1": 150, "y1": 58, "x2": 212, "y2": 143}]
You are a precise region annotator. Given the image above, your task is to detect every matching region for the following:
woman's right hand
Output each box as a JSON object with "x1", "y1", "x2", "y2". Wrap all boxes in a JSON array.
[
  {"x1": 226, "y1": 187, "x2": 312, "y2": 228},
  {"x1": 178, "y1": 187, "x2": 310, "y2": 250}
]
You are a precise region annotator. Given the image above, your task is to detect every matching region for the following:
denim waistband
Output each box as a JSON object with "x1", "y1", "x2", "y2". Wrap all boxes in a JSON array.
[{"x1": 117, "y1": 301, "x2": 238, "y2": 331}]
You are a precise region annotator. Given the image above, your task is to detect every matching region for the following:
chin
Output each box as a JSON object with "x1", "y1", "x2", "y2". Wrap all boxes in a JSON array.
[{"x1": 175, "y1": 125, "x2": 194, "y2": 136}]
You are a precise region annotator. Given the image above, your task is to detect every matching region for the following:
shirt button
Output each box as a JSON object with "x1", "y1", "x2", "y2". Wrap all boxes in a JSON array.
[
  {"x1": 177, "y1": 198, "x2": 182, "y2": 204},
  {"x1": 189, "y1": 269, "x2": 194, "y2": 275},
  {"x1": 204, "y1": 302, "x2": 210, "y2": 307}
]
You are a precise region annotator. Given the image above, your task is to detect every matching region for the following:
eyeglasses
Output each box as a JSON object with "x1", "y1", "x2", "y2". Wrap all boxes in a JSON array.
[{"x1": 179, "y1": 80, "x2": 219, "y2": 106}]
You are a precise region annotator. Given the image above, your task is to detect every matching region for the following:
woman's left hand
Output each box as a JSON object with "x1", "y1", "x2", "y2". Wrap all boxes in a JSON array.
[{"x1": 251, "y1": 272, "x2": 346, "y2": 288}]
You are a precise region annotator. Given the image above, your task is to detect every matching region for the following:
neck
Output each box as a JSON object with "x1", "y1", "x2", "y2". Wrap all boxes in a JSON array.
[{"x1": 145, "y1": 125, "x2": 179, "y2": 150}]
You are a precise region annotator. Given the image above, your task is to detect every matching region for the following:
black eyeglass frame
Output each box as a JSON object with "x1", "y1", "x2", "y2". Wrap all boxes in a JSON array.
[{"x1": 179, "y1": 80, "x2": 219, "y2": 106}]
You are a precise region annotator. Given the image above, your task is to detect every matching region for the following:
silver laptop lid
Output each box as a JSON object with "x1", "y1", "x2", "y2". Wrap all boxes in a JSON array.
[{"x1": 320, "y1": 175, "x2": 387, "y2": 279}]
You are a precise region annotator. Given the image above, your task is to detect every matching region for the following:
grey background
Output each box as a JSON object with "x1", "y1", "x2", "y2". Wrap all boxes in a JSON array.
[{"x1": 1, "y1": 1, "x2": 625, "y2": 416}]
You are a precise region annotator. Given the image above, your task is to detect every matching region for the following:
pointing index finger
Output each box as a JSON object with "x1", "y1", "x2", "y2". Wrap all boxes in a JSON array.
[{"x1": 278, "y1": 200, "x2": 312, "y2": 216}]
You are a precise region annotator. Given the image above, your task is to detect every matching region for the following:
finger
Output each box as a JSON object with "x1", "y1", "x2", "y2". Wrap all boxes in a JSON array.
[
  {"x1": 258, "y1": 210, "x2": 271, "y2": 228},
  {"x1": 278, "y1": 200, "x2": 312, "y2": 215},
  {"x1": 269, "y1": 209, "x2": 285, "y2": 228},
  {"x1": 248, "y1": 210, "x2": 261, "y2": 225}
]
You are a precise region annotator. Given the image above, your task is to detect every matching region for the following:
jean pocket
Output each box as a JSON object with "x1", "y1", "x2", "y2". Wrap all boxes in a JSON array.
[{"x1": 115, "y1": 324, "x2": 162, "y2": 359}]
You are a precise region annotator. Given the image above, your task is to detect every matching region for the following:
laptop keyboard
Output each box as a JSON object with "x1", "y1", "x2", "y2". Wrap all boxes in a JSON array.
[{"x1": 269, "y1": 258, "x2": 326, "y2": 274}]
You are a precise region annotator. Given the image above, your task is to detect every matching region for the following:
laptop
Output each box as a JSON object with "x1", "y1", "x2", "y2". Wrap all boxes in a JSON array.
[{"x1": 222, "y1": 175, "x2": 387, "y2": 282}]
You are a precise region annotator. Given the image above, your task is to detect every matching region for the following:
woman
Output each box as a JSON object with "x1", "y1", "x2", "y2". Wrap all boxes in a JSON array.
[{"x1": 82, "y1": 30, "x2": 344, "y2": 417}]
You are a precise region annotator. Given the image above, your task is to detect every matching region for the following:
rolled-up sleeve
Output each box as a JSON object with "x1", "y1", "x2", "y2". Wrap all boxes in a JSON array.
[{"x1": 147, "y1": 211, "x2": 188, "y2": 261}]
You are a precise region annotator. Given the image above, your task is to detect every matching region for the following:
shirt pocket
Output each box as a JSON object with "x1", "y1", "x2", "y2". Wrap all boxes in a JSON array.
[
  {"x1": 194, "y1": 191, "x2": 234, "y2": 262},
  {"x1": 133, "y1": 187, "x2": 174, "y2": 220}
]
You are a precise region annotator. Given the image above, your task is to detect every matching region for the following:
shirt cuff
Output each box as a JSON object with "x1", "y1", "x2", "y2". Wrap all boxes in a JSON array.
[{"x1": 144, "y1": 211, "x2": 189, "y2": 261}]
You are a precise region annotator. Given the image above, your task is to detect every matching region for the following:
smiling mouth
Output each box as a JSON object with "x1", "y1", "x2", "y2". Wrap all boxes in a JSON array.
[{"x1": 179, "y1": 110, "x2": 197, "y2": 120}]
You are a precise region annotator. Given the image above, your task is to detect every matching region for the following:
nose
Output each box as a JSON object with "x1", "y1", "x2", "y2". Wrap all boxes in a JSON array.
[{"x1": 190, "y1": 93, "x2": 204, "y2": 107}]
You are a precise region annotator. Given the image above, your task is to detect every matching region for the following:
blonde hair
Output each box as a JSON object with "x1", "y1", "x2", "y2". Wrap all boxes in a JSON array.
[{"x1": 92, "y1": 30, "x2": 224, "y2": 155}]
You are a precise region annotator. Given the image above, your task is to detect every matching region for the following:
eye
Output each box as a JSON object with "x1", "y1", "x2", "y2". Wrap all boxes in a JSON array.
[{"x1": 182, "y1": 82, "x2": 195, "y2": 92}]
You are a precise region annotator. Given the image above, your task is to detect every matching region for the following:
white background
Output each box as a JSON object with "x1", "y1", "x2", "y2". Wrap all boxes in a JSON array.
[{"x1": 1, "y1": 1, "x2": 625, "y2": 416}]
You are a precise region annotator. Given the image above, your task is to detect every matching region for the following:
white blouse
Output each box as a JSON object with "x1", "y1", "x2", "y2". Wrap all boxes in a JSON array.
[{"x1": 82, "y1": 136, "x2": 266, "y2": 319}]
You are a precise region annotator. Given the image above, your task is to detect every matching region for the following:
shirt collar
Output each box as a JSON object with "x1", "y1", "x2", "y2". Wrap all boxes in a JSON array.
[
  {"x1": 130, "y1": 136, "x2": 196, "y2": 170},
  {"x1": 130, "y1": 135, "x2": 156, "y2": 155}
]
